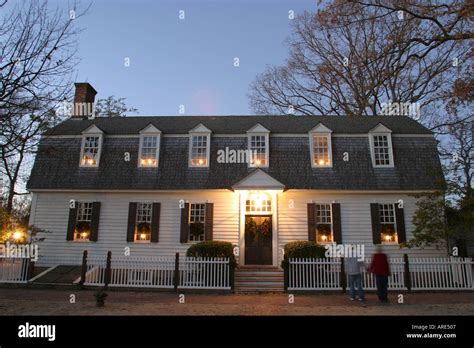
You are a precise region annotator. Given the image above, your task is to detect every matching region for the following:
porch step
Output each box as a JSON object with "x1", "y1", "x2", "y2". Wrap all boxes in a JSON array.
[
  {"x1": 235, "y1": 276, "x2": 284, "y2": 282},
  {"x1": 31, "y1": 265, "x2": 81, "y2": 285},
  {"x1": 234, "y1": 267, "x2": 284, "y2": 293}
]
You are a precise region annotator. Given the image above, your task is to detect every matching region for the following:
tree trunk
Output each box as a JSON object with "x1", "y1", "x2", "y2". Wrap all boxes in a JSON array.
[{"x1": 6, "y1": 183, "x2": 15, "y2": 213}]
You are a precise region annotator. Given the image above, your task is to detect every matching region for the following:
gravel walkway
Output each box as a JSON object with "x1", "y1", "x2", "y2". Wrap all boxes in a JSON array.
[{"x1": 0, "y1": 288, "x2": 473, "y2": 315}]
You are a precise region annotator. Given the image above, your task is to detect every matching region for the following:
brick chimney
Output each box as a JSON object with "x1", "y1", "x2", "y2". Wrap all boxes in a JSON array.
[{"x1": 72, "y1": 82, "x2": 97, "y2": 119}]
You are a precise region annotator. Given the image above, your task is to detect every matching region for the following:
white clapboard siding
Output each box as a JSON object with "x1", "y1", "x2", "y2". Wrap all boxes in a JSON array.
[
  {"x1": 31, "y1": 191, "x2": 239, "y2": 266},
  {"x1": 30, "y1": 190, "x2": 446, "y2": 268},
  {"x1": 277, "y1": 191, "x2": 445, "y2": 265}
]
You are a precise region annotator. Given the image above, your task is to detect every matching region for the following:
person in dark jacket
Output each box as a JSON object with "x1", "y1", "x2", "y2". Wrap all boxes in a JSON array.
[{"x1": 369, "y1": 246, "x2": 390, "y2": 303}]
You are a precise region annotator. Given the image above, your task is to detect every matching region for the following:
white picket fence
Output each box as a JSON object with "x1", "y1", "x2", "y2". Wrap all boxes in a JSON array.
[
  {"x1": 410, "y1": 257, "x2": 473, "y2": 290},
  {"x1": 84, "y1": 255, "x2": 231, "y2": 290},
  {"x1": 180, "y1": 257, "x2": 230, "y2": 289},
  {"x1": 288, "y1": 257, "x2": 474, "y2": 291},
  {"x1": 361, "y1": 258, "x2": 406, "y2": 290},
  {"x1": 289, "y1": 258, "x2": 342, "y2": 290},
  {"x1": 0, "y1": 256, "x2": 30, "y2": 283}
]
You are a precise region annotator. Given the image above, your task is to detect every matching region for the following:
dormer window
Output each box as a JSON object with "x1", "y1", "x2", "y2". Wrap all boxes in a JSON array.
[
  {"x1": 79, "y1": 125, "x2": 103, "y2": 168},
  {"x1": 247, "y1": 124, "x2": 269, "y2": 168},
  {"x1": 309, "y1": 123, "x2": 332, "y2": 168},
  {"x1": 138, "y1": 124, "x2": 161, "y2": 168},
  {"x1": 189, "y1": 124, "x2": 211, "y2": 167},
  {"x1": 369, "y1": 124, "x2": 394, "y2": 168}
]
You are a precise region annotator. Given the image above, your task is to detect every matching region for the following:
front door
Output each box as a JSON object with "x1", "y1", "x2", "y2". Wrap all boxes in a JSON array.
[{"x1": 245, "y1": 215, "x2": 272, "y2": 265}]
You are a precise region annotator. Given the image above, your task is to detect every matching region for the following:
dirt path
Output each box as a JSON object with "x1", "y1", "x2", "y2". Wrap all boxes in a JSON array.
[{"x1": 0, "y1": 288, "x2": 473, "y2": 315}]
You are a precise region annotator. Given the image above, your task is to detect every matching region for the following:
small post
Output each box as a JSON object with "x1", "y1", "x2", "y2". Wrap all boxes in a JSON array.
[
  {"x1": 403, "y1": 253, "x2": 411, "y2": 292},
  {"x1": 230, "y1": 260, "x2": 235, "y2": 291},
  {"x1": 104, "y1": 251, "x2": 112, "y2": 288},
  {"x1": 340, "y1": 257, "x2": 347, "y2": 293},
  {"x1": 283, "y1": 255, "x2": 289, "y2": 292},
  {"x1": 27, "y1": 260, "x2": 35, "y2": 280},
  {"x1": 79, "y1": 250, "x2": 88, "y2": 285},
  {"x1": 173, "y1": 252, "x2": 180, "y2": 291}
]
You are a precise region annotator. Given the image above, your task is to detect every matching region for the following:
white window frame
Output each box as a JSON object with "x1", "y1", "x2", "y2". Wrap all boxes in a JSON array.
[
  {"x1": 247, "y1": 124, "x2": 270, "y2": 168},
  {"x1": 74, "y1": 202, "x2": 93, "y2": 241},
  {"x1": 245, "y1": 192, "x2": 272, "y2": 214},
  {"x1": 310, "y1": 133, "x2": 332, "y2": 168},
  {"x1": 247, "y1": 135, "x2": 269, "y2": 168},
  {"x1": 188, "y1": 124, "x2": 211, "y2": 168},
  {"x1": 134, "y1": 202, "x2": 153, "y2": 243},
  {"x1": 309, "y1": 123, "x2": 332, "y2": 168},
  {"x1": 315, "y1": 203, "x2": 333, "y2": 244},
  {"x1": 79, "y1": 133, "x2": 103, "y2": 168},
  {"x1": 369, "y1": 127, "x2": 394, "y2": 168},
  {"x1": 378, "y1": 203, "x2": 398, "y2": 244},
  {"x1": 188, "y1": 203, "x2": 206, "y2": 242},
  {"x1": 138, "y1": 129, "x2": 161, "y2": 168}
]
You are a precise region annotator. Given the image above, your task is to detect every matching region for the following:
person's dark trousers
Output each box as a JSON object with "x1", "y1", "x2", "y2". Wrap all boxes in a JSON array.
[{"x1": 375, "y1": 275, "x2": 389, "y2": 301}]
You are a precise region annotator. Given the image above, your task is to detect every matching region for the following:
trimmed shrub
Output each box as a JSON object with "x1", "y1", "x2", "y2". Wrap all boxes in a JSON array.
[
  {"x1": 186, "y1": 241, "x2": 237, "y2": 268},
  {"x1": 281, "y1": 241, "x2": 327, "y2": 269}
]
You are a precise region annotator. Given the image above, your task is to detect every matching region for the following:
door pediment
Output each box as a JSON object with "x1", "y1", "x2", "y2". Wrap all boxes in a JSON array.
[{"x1": 232, "y1": 169, "x2": 285, "y2": 191}]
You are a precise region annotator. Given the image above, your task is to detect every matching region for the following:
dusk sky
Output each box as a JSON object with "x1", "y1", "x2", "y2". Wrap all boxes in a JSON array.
[{"x1": 50, "y1": 0, "x2": 317, "y2": 116}]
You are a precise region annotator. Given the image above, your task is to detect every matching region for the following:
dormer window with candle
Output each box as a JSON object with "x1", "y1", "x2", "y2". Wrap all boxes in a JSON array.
[
  {"x1": 138, "y1": 124, "x2": 161, "y2": 168},
  {"x1": 369, "y1": 123, "x2": 394, "y2": 168},
  {"x1": 247, "y1": 124, "x2": 269, "y2": 168},
  {"x1": 79, "y1": 125, "x2": 103, "y2": 168},
  {"x1": 309, "y1": 123, "x2": 332, "y2": 168},
  {"x1": 188, "y1": 123, "x2": 211, "y2": 167}
]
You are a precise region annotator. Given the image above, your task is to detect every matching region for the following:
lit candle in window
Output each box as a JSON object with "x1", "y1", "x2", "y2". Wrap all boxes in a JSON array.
[
  {"x1": 81, "y1": 232, "x2": 88, "y2": 239},
  {"x1": 13, "y1": 231, "x2": 23, "y2": 241},
  {"x1": 147, "y1": 159, "x2": 153, "y2": 165},
  {"x1": 256, "y1": 159, "x2": 261, "y2": 165},
  {"x1": 384, "y1": 235, "x2": 392, "y2": 242},
  {"x1": 318, "y1": 159, "x2": 325, "y2": 166},
  {"x1": 198, "y1": 159, "x2": 204, "y2": 165},
  {"x1": 140, "y1": 233, "x2": 147, "y2": 240},
  {"x1": 321, "y1": 235, "x2": 328, "y2": 242}
]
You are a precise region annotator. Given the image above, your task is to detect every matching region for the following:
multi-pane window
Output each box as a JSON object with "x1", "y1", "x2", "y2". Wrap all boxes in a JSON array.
[
  {"x1": 80, "y1": 136, "x2": 101, "y2": 167},
  {"x1": 249, "y1": 135, "x2": 267, "y2": 166},
  {"x1": 246, "y1": 193, "x2": 272, "y2": 213},
  {"x1": 139, "y1": 136, "x2": 159, "y2": 167},
  {"x1": 373, "y1": 135, "x2": 391, "y2": 166},
  {"x1": 190, "y1": 135, "x2": 209, "y2": 166},
  {"x1": 379, "y1": 204, "x2": 398, "y2": 243},
  {"x1": 312, "y1": 135, "x2": 330, "y2": 167},
  {"x1": 135, "y1": 203, "x2": 152, "y2": 241},
  {"x1": 74, "y1": 202, "x2": 93, "y2": 240},
  {"x1": 189, "y1": 203, "x2": 205, "y2": 241},
  {"x1": 315, "y1": 204, "x2": 333, "y2": 243}
]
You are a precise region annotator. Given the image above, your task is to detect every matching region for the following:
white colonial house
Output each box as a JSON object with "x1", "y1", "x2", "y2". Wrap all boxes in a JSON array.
[{"x1": 25, "y1": 83, "x2": 449, "y2": 290}]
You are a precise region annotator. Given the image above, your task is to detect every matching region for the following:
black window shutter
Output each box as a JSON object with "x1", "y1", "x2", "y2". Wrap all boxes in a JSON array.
[
  {"x1": 89, "y1": 202, "x2": 101, "y2": 242},
  {"x1": 204, "y1": 203, "x2": 214, "y2": 241},
  {"x1": 307, "y1": 203, "x2": 316, "y2": 241},
  {"x1": 127, "y1": 202, "x2": 137, "y2": 242},
  {"x1": 332, "y1": 203, "x2": 342, "y2": 243},
  {"x1": 66, "y1": 206, "x2": 78, "y2": 241},
  {"x1": 395, "y1": 204, "x2": 407, "y2": 243},
  {"x1": 180, "y1": 203, "x2": 190, "y2": 243},
  {"x1": 370, "y1": 203, "x2": 381, "y2": 244},
  {"x1": 151, "y1": 203, "x2": 161, "y2": 243}
]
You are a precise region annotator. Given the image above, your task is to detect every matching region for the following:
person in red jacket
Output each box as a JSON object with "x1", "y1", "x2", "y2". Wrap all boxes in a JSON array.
[{"x1": 369, "y1": 246, "x2": 390, "y2": 303}]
